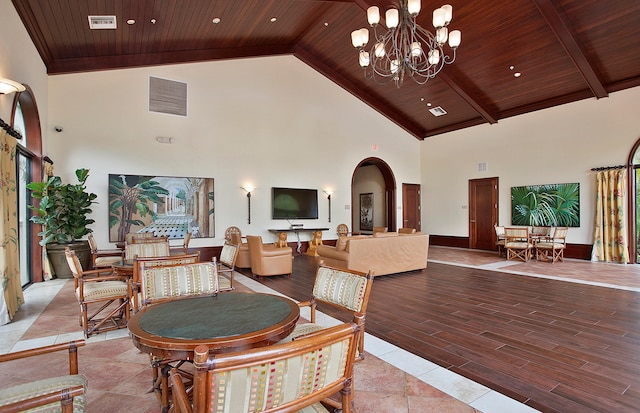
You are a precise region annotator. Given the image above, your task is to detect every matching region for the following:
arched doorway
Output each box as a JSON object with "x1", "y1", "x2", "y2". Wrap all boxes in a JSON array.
[
  {"x1": 627, "y1": 137, "x2": 640, "y2": 263},
  {"x1": 351, "y1": 157, "x2": 396, "y2": 233}
]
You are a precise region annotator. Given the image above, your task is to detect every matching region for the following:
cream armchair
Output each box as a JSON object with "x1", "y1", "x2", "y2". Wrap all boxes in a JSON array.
[{"x1": 246, "y1": 235, "x2": 293, "y2": 277}]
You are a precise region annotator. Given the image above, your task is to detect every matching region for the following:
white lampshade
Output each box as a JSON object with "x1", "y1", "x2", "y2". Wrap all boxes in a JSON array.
[
  {"x1": 432, "y1": 7, "x2": 446, "y2": 28},
  {"x1": 0, "y1": 78, "x2": 26, "y2": 94},
  {"x1": 428, "y1": 49, "x2": 440, "y2": 65},
  {"x1": 408, "y1": 0, "x2": 421, "y2": 15},
  {"x1": 367, "y1": 6, "x2": 380, "y2": 25},
  {"x1": 359, "y1": 28, "x2": 369, "y2": 46},
  {"x1": 350, "y1": 30, "x2": 361, "y2": 48},
  {"x1": 386, "y1": 8, "x2": 399, "y2": 29},
  {"x1": 374, "y1": 42, "x2": 386, "y2": 58},
  {"x1": 410, "y1": 42, "x2": 422, "y2": 57},
  {"x1": 390, "y1": 59, "x2": 399, "y2": 74},
  {"x1": 436, "y1": 27, "x2": 448, "y2": 45},
  {"x1": 442, "y1": 5, "x2": 453, "y2": 24},
  {"x1": 448, "y1": 30, "x2": 461, "y2": 48},
  {"x1": 359, "y1": 51, "x2": 370, "y2": 67}
]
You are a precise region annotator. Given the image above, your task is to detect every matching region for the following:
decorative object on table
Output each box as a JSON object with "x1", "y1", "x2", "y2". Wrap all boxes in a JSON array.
[
  {"x1": 241, "y1": 185, "x2": 255, "y2": 224},
  {"x1": 27, "y1": 168, "x2": 97, "y2": 278},
  {"x1": 0, "y1": 340, "x2": 86, "y2": 412},
  {"x1": 65, "y1": 248, "x2": 130, "y2": 338},
  {"x1": 305, "y1": 230, "x2": 323, "y2": 257},
  {"x1": 108, "y1": 174, "x2": 215, "y2": 242},
  {"x1": 170, "y1": 322, "x2": 359, "y2": 413},
  {"x1": 350, "y1": 1, "x2": 461, "y2": 87},
  {"x1": 359, "y1": 193, "x2": 373, "y2": 231},
  {"x1": 511, "y1": 183, "x2": 580, "y2": 227},
  {"x1": 274, "y1": 232, "x2": 288, "y2": 248}
]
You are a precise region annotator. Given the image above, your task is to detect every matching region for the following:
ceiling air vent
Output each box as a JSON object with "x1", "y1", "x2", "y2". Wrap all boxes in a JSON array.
[
  {"x1": 88, "y1": 16, "x2": 117, "y2": 30},
  {"x1": 429, "y1": 106, "x2": 447, "y2": 117}
]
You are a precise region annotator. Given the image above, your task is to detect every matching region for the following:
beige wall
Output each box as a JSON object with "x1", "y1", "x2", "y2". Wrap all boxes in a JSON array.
[{"x1": 421, "y1": 86, "x2": 640, "y2": 245}]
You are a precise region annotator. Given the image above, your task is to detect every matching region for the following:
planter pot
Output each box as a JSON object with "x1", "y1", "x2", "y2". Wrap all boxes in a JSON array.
[{"x1": 46, "y1": 241, "x2": 91, "y2": 279}]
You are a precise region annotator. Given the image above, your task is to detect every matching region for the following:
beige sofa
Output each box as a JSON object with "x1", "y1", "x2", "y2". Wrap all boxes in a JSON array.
[{"x1": 316, "y1": 232, "x2": 429, "y2": 276}]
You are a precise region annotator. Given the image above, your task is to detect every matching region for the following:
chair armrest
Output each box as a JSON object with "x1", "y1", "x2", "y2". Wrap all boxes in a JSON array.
[
  {"x1": 93, "y1": 249, "x2": 124, "y2": 257},
  {"x1": 1, "y1": 385, "x2": 85, "y2": 413},
  {"x1": 0, "y1": 340, "x2": 85, "y2": 374},
  {"x1": 81, "y1": 274, "x2": 129, "y2": 283},
  {"x1": 261, "y1": 246, "x2": 293, "y2": 257}
]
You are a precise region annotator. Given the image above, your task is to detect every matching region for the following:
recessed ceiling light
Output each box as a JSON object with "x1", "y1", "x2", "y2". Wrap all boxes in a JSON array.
[
  {"x1": 270, "y1": 17, "x2": 277, "y2": 23},
  {"x1": 151, "y1": 19, "x2": 157, "y2": 24},
  {"x1": 212, "y1": 17, "x2": 221, "y2": 24},
  {"x1": 324, "y1": 22, "x2": 329, "y2": 27},
  {"x1": 127, "y1": 19, "x2": 135, "y2": 25},
  {"x1": 514, "y1": 72, "x2": 522, "y2": 78}
]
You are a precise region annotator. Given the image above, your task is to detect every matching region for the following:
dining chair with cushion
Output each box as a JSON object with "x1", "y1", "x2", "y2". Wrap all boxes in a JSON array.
[
  {"x1": 0, "y1": 340, "x2": 86, "y2": 413},
  {"x1": 170, "y1": 231, "x2": 191, "y2": 254},
  {"x1": 535, "y1": 227, "x2": 568, "y2": 263},
  {"x1": 131, "y1": 252, "x2": 201, "y2": 311},
  {"x1": 494, "y1": 225, "x2": 506, "y2": 256},
  {"x1": 125, "y1": 232, "x2": 156, "y2": 244},
  {"x1": 65, "y1": 248, "x2": 131, "y2": 338},
  {"x1": 87, "y1": 233, "x2": 123, "y2": 269},
  {"x1": 129, "y1": 235, "x2": 169, "y2": 244},
  {"x1": 280, "y1": 261, "x2": 374, "y2": 361},
  {"x1": 217, "y1": 243, "x2": 238, "y2": 291},
  {"x1": 246, "y1": 235, "x2": 293, "y2": 278},
  {"x1": 504, "y1": 227, "x2": 533, "y2": 262},
  {"x1": 170, "y1": 322, "x2": 359, "y2": 413},
  {"x1": 124, "y1": 240, "x2": 170, "y2": 260},
  {"x1": 373, "y1": 226, "x2": 388, "y2": 234}
]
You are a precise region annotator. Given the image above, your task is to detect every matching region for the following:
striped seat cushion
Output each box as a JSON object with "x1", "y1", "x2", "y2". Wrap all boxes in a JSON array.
[
  {"x1": 77, "y1": 280, "x2": 128, "y2": 300},
  {"x1": 0, "y1": 374, "x2": 87, "y2": 412},
  {"x1": 125, "y1": 242, "x2": 170, "y2": 259},
  {"x1": 312, "y1": 267, "x2": 368, "y2": 312},
  {"x1": 142, "y1": 263, "x2": 218, "y2": 301}
]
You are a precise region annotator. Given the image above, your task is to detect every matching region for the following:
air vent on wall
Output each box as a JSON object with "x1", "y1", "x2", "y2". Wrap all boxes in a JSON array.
[
  {"x1": 88, "y1": 16, "x2": 117, "y2": 29},
  {"x1": 149, "y1": 76, "x2": 187, "y2": 117},
  {"x1": 429, "y1": 106, "x2": 447, "y2": 117}
]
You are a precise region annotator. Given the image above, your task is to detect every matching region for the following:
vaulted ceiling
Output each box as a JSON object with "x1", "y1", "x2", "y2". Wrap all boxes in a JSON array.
[{"x1": 12, "y1": 0, "x2": 640, "y2": 140}]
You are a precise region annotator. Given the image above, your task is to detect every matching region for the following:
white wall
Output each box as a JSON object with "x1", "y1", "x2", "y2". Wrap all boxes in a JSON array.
[
  {"x1": 46, "y1": 57, "x2": 422, "y2": 247},
  {"x1": 421, "y1": 86, "x2": 640, "y2": 245}
]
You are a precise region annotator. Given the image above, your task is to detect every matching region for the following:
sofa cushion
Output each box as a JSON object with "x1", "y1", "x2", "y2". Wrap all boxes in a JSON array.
[{"x1": 373, "y1": 232, "x2": 399, "y2": 238}]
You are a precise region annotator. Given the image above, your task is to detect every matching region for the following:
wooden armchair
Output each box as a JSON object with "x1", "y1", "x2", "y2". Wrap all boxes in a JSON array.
[
  {"x1": 504, "y1": 227, "x2": 533, "y2": 262},
  {"x1": 494, "y1": 225, "x2": 506, "y2": 256},
  {"x1": 125, "y1": 232, "x2": 156, "y2": 244},
  {"x1": 131, "y1": 252, "x2": 201, "y2": 311},
  {"x1": 246, "y1": 235, "x2": 293, "y2": 278},
  {"x1": 65, "y1": 248, "x2": 130, "y2": 338},
  {"x1": 536, "y1": 227, "x2": 568, "y2": 263},
  {"x1": 170, "y1": 232, "x2": 192, "y2": 254},
  {"x1": 337, "y1": 223, "x2": 349, "y2": 236},
  {"x1": 124, "y1": 240, "x2": 170, "y2": 260},
  {"x1": 281, "y1": 262, "x2": 374, "y2": 361},
  {"x1": 87, "y1": 233, "x2": 123, "y2": 269},
  {"x1": 0, "y1": 340, "x2": 86, "y2": 413},
  {"x1": 217, "y1": 243, "x2": 238, "y2": 291},
  {"x1": 170, "y1": 323, "x2": 359, "y2": 413}
]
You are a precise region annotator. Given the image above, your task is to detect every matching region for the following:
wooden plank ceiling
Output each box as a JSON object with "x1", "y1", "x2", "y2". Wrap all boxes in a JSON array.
[{"x1": 11, "y1": 0, "x2": 640, "y2": 140}]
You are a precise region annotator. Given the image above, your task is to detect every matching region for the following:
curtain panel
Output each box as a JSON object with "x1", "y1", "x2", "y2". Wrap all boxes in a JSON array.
[
  {"x1": 591, "y1": 169, "x2": 629, "y2": 263},
  {"x1": 0, "y1": 130, "x2": 24, "y2": 322}
]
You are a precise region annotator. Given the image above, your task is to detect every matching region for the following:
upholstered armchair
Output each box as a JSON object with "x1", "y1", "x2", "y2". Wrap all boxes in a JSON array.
[
  {"x1": 170, "y1": 323, "x2": 359, "y2": 413},
  {"x1": 217, "y1": 243, "x2": 238, "y2": 291},
  {"x1": 124, "y1": 240, "x2": 170, "y2": 260},
  {"x1": 245, "y1": 235, "x2": 293, "y2": 277},
  {"x1": 0, "y1": 340, "x2": 86, "y2": 413}
]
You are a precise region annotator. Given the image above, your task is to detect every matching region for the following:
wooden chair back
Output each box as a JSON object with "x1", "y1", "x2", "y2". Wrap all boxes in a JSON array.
[
  {"x1": 125, "y1": 232, "x2": 156, "y2": 243},
  {"x1": 170, "y1": 323, "x2": 359, "y2": 413},
  {"x1": 139, "y1": 260, "x2": 219, "y2": 307},
  {"x1": 124, "y1": 241, "x2": 170, "y2": 260},
  {"x1": 129, "y1": 235, "x2": 169, "y2": 244},
  {"x1": 504, "y1": 227, "x2": 532, "y2": 261},
  {"x1": 224, "y1": 226, "x2": 242, "y2": 245},
  {"x1": 217, "y1": 243, "x2": 238, "y2": 291},
  {"x1": 337, "y1": 223, "x2": 349, "y2": 236},
  {"x1": 373, "y1": 226, "x2": 388, "y2": 233},
  {"x1": 398, "y1": 227, "x2": 416, "y2": 234}
]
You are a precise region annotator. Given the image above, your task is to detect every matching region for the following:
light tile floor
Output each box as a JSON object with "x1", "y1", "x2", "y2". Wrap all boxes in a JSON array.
[{"x1": 7, "y1": 246, "x2": 634, "y2": 412}]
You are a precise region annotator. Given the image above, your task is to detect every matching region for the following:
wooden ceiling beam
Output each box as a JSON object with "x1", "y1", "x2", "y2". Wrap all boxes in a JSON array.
[
  {"x1": 437, "y1": 72, "x2": 499, "y2": 125},
  {"x1": 533, "y1": 0, "x2": 608, "y2": 99}
]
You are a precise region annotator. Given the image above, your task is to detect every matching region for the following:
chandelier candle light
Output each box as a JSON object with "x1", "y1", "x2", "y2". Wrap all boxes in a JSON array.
[{"x1": 351, "y1": 1, "x2": 461, "y2": 86}]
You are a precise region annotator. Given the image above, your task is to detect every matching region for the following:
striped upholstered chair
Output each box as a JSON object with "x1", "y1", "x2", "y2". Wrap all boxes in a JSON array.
[
  {"x1": 0, "y1": 340, "x2": 86, "y2": 413},
  {"x1": 216, "y1": 243, "x2": 238, "y2": 291},
  {"x1": 124, "y1": 240, "x2": 170, "y2": 260},
  {"x1": 281, "y1": 262, "x2": 374, "y2": 361},
  {"x1": 170, "y1": 322, "x2": 359, "y2": 413}
]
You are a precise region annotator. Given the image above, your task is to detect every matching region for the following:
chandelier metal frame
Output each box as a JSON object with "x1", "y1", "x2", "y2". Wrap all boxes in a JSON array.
[{"x1": 351, "y1": 1, "x2": 461, "y2": 87}]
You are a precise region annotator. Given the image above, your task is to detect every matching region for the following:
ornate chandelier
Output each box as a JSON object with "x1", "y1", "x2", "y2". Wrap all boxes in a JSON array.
[{"x1": 350, "y1": 1, "x2": 461, "y2": 87}]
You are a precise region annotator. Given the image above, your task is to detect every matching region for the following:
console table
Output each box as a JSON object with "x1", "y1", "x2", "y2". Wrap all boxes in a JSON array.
[{"x1": 269, "y1": 227, "x2": 330, "y2": 253}]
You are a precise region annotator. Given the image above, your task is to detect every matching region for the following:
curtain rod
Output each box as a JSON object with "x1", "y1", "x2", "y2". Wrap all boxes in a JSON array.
[
  {"x1": 0, "y1": 117, "x2": 22, "y2": 140},
  {"x1": 590, "y1": 165, "x2": 626, "y2": 171}
]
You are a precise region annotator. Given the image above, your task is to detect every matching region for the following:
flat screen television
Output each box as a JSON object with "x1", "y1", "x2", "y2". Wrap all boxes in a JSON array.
[{"x1": 272, "y1": 187, "x2": 318, "y2": 220}]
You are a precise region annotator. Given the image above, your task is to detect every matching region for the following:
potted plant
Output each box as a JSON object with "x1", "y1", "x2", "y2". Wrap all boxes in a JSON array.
[{"x1": 27, "y1": 168, "x2": 98, "y2": 278}]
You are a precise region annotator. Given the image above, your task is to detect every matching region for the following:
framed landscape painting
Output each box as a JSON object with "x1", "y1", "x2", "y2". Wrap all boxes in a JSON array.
[
  {"x1": 108, "y1": 174, "x2": 215, "y2": 242},
  {"x1": 360, "y1": 193, "x2": 373, "y2": 231},
  {"x1": 511, "y1": 182, "x2": 580, "y2": 227}
]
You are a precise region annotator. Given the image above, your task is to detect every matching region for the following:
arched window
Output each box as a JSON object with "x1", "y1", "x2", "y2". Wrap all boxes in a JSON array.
[
  {"x1": 11, "y1": 85, "x2": 44, "y2": 285},
  {"x1": 628, "y1": 138, "x2": 640, "y2": 263}
]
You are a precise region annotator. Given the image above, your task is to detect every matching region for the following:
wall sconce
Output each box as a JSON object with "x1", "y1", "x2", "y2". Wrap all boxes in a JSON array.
[
  {"x1": 323, "y1": 190, "x2": 334, "y2": 223},
  {"x1": 242, "y1": 186, "x2": 255, "y2": 224},
  {"x1": 0, "y1": 78, "x2": 26, "y2": 95}
]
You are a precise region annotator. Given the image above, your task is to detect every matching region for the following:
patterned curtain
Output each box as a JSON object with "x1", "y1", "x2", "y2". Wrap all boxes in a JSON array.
[
  {"x1": 0, "y1": 129, "x2": 25, "y2": 322},
  {"x1": 591, "y1": 169, "x2": 629, "y2": 263}
]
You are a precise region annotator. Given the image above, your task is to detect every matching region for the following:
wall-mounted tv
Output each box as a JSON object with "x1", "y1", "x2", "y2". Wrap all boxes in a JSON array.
[{"x1": 272, "y1": 187, "x2": 319, "y2": 220}]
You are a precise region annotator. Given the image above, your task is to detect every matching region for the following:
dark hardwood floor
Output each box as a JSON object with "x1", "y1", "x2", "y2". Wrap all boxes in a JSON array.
[{"x1": 240, "y1": 255, "x2": 640, "y2": 413}]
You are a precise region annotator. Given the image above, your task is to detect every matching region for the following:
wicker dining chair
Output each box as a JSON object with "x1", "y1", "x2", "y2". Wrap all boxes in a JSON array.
[{"x1": 504, "y1": 227, "x2": 533, "y2": 262}]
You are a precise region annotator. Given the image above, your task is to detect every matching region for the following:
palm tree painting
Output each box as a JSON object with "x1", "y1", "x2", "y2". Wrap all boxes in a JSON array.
[
  {"x1": 108, "y1": 174, "x2": 215, "y2": 242},
  {"x1": 511, "y1": 183, "x2": 579, "y2": 227}
]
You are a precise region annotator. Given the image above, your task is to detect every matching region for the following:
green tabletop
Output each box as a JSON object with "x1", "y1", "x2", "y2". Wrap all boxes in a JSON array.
[{"x1": 137, "y1": 292, "x2": 296, "y2": 340}]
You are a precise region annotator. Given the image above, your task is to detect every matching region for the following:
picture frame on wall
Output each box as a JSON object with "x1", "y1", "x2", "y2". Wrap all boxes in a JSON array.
[{"x1": 360, "y1": 192, "x2": 373, "y2": 231}]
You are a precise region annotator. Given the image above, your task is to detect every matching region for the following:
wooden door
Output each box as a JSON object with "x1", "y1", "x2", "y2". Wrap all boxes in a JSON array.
[
  {"x1": 469, "y1": 178, "x2": 498, "y2": 250},
  {"x1": 402, "y1": 183, "x2": 421, "y2": 231}
]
